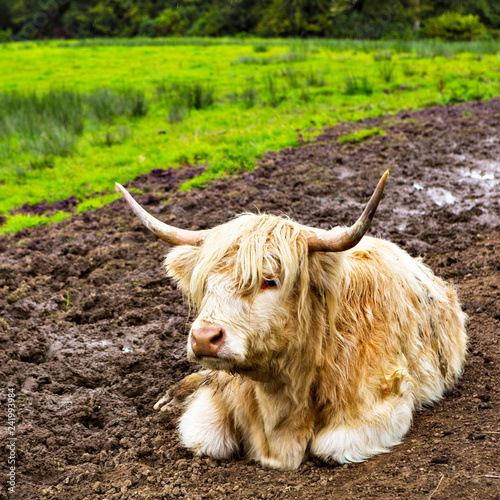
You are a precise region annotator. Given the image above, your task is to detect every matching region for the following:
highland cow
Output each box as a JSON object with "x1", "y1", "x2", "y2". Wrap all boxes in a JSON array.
[{"x1": 116, "y1": 171, "x2": 467, "y2": 471}]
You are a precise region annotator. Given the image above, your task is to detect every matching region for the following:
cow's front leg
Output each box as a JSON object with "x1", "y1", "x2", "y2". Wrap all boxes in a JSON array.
[
  {"x1": 154, "y1": 371, "x2": 210, "y2": 413},
  {"x1": 178, "y1": 386, "x2": 239, "y2": 460},
  {"x1": 255, "y1": 426, "x2": 310, "y2": 471},
  {"x1": 235, "y1": 392, "x2": 313, "y2": 471}
]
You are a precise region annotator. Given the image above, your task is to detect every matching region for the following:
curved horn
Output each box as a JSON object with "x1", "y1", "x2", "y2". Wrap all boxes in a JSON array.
[
  {"x1": 115, "y1": 183, "x2": 208, "y2": 246},
  {"x1": 305, "y1": 170, "x2": 389, "y2": 252}
]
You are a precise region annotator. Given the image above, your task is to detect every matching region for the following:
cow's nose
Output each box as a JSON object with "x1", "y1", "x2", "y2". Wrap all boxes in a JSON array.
[{"x1": 190, "y1": 325, "x2": 226, "y2": 357}]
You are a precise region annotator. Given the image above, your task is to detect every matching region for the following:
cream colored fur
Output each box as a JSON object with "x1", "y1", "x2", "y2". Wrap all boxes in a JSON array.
[{"x1": 160, "y1": 213, "x2": 467, "y2": 470}]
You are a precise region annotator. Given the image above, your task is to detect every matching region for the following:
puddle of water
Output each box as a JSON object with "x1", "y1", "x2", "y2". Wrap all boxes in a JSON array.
[
  {"x1": 86, "y1": 339, "x2": 112, "y2": 349},
  {"x1": 460, "y1": 167, "x2": 499, "y2": 190},
  {"x1": 449, "y1": 152, "x2": 500, "y2": 184},
  {"x1": 471, "y1": 158, "x2": 500, "y2": 174},
  {"x1": 426, "y1": 187, "x2": 456, "y2": 207},
  {"x1": 464, "y1": 170, "x2": 495, "y2": 181},
  {"x1": 482, "y1": 136, "x2": 499, "y2": 144}
]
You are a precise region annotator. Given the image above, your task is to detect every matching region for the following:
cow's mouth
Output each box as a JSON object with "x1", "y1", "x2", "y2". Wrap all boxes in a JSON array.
[
  {"x1": 191, "y1": 354, "x2": 270, "y2": 381},
  {"x1": 194, "y1": 355, "x2": 238, "y2": 372}
]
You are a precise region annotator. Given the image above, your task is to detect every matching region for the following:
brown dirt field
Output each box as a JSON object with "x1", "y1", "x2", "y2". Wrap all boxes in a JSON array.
[{"x1": 0, "y1": 99, "x2": 499, "y2": 500}]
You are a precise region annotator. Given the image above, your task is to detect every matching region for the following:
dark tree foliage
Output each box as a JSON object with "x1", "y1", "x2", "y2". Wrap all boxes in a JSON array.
[
  {"x1": 3, "y1": 0, "x2": 499, "y2": 40},
  {"x1": 0, "y1": 0, "x2": 13, "y2": 30}
]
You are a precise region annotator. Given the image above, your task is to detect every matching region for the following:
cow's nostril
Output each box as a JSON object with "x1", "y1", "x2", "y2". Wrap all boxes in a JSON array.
[
  {"x1": 210, "y1": 330, "x2": 224, "y2": 345},
  {"x1": 191, "y1": 325, "x2": 226, "y2": 357}
]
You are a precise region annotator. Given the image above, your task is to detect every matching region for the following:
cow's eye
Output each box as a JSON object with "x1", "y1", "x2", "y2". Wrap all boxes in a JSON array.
[{"x1": 262, "y1": 279, "x2": 278, "y2": 290}]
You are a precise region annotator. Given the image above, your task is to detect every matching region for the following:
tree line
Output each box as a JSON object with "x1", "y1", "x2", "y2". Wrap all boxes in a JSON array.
[{"x1": 1, "y1": 0, "x2": 499, "y2": 41}]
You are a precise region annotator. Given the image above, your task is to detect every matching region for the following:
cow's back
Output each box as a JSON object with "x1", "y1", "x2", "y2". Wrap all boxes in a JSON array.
[{"x1": 334, "y1": 236, "x2": 467, "y2": 409}]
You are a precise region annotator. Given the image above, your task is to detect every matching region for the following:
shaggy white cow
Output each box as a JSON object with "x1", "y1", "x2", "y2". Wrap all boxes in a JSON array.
[{"x1": 116, "y1": 171, "x2": 467, "y2": 471}]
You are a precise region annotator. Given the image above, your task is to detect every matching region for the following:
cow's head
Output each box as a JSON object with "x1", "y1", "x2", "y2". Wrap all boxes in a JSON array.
[{"x1": 116, "y1": 171, "x2": 388, "y2": 380}]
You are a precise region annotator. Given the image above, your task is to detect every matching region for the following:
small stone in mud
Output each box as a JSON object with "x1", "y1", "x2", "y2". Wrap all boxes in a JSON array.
[
  {"x1": 92, "y1": 481, "x2": 103, "y2": 493},
  {"x1": 468, "y1": 433, "x2": 486, "y2": 440},
  {"x1": 205, "y1": 457, "x2": 219, "y2": 467},
  {"x1": 478, "y1": 403, "x2": 492, "y2": 409}
]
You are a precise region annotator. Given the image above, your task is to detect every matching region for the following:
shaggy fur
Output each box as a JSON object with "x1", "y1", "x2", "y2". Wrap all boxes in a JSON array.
[{"x1": 155, "y1": 213, "x2": 467, "y2": 470}]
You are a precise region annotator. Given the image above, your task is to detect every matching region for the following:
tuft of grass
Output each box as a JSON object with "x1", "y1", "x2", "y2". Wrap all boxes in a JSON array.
[
  {"x1": 0, "y1": 213, "x2": 48, "y2": 234},
  {"x1": 378, "y1": 61, "x2": 395, "y2": 83},
  {"x1": 75, "y1": 192, "x2": 121, "y2": 213},
  {"x1": 306, "y1": 69, "x2": 326, "y2": 87},
  {"x1": 373, "y1": 52, "x2": 393, "y2": 61},
  {"x1": 281, "y1": 67, "x2": 301, "y2": 89},
  {"x1": 240, "y1": 82, "x2": 258, "y2": 108},
  {"x1": 343, "y1": 74, "x2": 374, "y2": 95},
  {"x1": 265, "y1": 73, "x2": 286, "y2": 108},
  {"x1": 0, "y1": 89, "x2": 84, "y2": 162},
  {"x1": 401, "y1": 62, "x2": 418, "y2": 77},
  {"x1": 168, "y1": 95, "x2": 188, "y2": 123},
  {"x1": 437, "y1": 78, "x2": 446, "y2": 94},
  {"x1": 28, "y1": 156, "x2": 55, "y2": 171},
  {"x1": 166, "y1": 82, "x2": 216, "y2": 123},
  {"x1": 88, "y1": 88, "x2": 148, "y2": 123},
  {"x1": 0, "y1": 87, "x2": 148, "y2": 172},
  {"x1": 339, "y1": 127, "x2": 386, "y2": 144},
  {"x1": 181, "y1": 144, "x2": 259, "y2": 191},
  {"x1": 87, "y1": 88, "x2": 120, "y2": 123},
  {"x1": 188, "y1": 82, "x2": 216, "y2": 110},
  {"x1": 0, "y1": 211, "x2": 71, "y2": 235},
  {"x1": 233, "y1": 54, "x2": 273, "y2": 65},
  {"x1": 91, "y1": 126, "x2": 131, "y2": 147},
  {"x1": 299, "y1": 86, "x2": 311, "y2": 103},
  {"x1": 127, "y1": 90, "x2": 149, "y2": 117},
  {"x1": 280, "y1": 50, "x2": 308, "y2": 63},
  {"x1": 253, "y1": 44, "x2": 269, "y2": 53}
]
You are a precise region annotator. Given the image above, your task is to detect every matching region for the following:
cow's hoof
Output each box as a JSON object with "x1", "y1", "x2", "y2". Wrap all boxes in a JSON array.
[
  {"x1": 154, "y1": 390, "x2": 176, "y2": 412},
  {"x1": 154, "y1": 372, "x2": 207, "y2": 412},
  {"x1": 258, "y1": 456, "x2": 302, "y2": 471}
]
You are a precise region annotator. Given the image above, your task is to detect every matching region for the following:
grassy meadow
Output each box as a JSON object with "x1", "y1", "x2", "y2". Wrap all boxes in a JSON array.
[{"x1": 0, "y1": 38, "x2": 499, "y2": 234}]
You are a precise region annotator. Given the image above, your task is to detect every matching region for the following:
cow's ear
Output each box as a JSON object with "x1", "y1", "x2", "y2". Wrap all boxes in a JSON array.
[{"x1": 165, "y1": 245, "x2": 200, "y2": 294}]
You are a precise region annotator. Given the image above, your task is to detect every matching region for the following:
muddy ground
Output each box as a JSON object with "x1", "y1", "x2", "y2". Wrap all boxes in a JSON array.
[{"x1": 0, "y1": 99, "x2": 499, "y2": 500}]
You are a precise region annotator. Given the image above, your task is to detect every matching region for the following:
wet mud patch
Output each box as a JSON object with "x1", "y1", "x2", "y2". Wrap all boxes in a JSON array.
[{"x1": 0, "y1": 99, "x2": 499, "y2": 500}]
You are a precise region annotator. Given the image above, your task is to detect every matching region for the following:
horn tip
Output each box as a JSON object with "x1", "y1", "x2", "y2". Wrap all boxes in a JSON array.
[
  {"x1": 376, "y1": 170, "x2": 390, "y2": 192},
  {"x1": 115, "y1": 182, "x2": 125, "y2": 195}
]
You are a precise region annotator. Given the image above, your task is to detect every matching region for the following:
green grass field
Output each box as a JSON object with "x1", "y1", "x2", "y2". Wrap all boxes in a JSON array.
[{"x1": 1, "y1": 37, "x2": 499, "y2": 234}]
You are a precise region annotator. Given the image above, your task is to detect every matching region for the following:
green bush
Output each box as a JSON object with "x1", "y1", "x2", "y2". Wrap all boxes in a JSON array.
[
  {"x1": 137, "y1": 17, "x2": 158, "y2": 38},
  {"x1": 0, "y1": 29, "x2": 12, "y2": 43},
  {"x1": 155, "y1": 9, "x2": 187, "y2": 36},
  {"x1": 424, "y1": 13, "x2": 487, "y2": 41}
]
